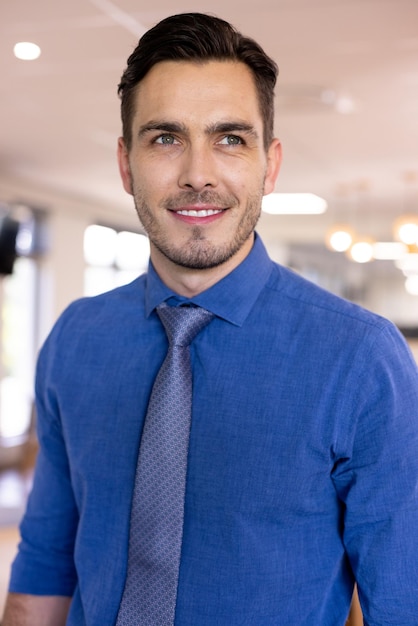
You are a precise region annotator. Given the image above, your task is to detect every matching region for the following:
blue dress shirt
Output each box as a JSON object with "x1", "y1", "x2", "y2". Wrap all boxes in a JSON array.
[{"x1": 10, "y1": 235, "x2": 418, "y2": 625}]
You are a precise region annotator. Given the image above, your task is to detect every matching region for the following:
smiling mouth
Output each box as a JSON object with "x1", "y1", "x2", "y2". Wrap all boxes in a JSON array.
[{"x1": 175, "y1": 209, "x2": 224, "y2": 217}]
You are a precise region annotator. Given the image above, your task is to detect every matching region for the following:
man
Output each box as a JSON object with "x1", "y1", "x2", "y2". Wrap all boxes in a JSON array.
[{"x1": 3, "y1": 12, "x2": 418, "y2": 626}]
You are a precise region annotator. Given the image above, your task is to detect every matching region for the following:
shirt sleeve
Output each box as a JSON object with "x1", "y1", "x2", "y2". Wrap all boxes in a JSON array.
[
  {"x1": 8, "y1": 328, "x2": 79, "y2": 596},
  {"x1": 332, "y1": 322, "x2": 418, "y2": 625}
]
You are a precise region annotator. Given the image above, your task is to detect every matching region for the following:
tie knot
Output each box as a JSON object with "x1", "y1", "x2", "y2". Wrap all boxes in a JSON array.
[{"x1": 156, "y1": 303, "x2": 214, "y2": 347}]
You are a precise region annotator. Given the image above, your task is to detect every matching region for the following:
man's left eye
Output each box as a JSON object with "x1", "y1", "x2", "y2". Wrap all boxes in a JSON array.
[{"x1": 219, "y1": 135, "x2": 244, "y2": 145}]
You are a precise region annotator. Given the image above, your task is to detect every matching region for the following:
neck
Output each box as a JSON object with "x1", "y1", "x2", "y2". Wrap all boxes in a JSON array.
[{"x1": 150, "y1": 236, "x2": 254, "y2": 297}]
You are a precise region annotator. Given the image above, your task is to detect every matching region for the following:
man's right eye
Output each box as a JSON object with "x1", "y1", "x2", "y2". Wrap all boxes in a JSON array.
[{"x1": 154, "y1": 134, "x2": 177, "y2": 145}]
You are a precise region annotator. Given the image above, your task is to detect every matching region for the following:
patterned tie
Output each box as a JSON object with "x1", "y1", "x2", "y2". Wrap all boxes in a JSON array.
[{"x1": 116, "y1": 303, "x2": 215, "y2": 625}]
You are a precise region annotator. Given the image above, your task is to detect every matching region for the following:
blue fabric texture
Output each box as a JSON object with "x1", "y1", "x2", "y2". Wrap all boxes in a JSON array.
[{"x1": 9, "y1": 234, "x2": 418, "y2": 625}]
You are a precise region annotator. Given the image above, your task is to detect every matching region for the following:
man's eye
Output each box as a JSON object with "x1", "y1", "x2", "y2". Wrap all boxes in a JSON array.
[
  {"x1": 219, "y1": 135, "x2": 244, "y2": 146},
  {"x1": 154, "y1": 134, "x2": 177, "y2": 145}
]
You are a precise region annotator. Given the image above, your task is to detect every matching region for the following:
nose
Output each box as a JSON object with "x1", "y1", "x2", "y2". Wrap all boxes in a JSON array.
[{"x1": 177, "y1": 143, "x2": 219, "y2": 192}]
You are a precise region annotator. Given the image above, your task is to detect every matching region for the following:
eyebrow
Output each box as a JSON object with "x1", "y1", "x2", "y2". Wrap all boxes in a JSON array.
[
  {"x1": 206, "y1": 122, "x2": 259, "y2": 140},
  {"x1": 137, "y1": 120, "x2": 260, "y2": 140},
  {"x1": 137, "y1": 121, "x2": 187, "y2": 137}
]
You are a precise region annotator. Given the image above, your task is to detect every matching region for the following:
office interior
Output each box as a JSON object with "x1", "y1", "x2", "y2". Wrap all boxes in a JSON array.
[{"x1": 1, "y1": 1, "x2": 417, "y2": 623}]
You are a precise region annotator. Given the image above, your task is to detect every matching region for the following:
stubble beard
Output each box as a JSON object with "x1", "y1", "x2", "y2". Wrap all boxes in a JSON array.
[{"x1": 132, "y1": 187, "x2": 265, "y2": 270}]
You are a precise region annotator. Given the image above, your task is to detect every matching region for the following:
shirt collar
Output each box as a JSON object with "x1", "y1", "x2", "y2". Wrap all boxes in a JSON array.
[{"x1": 145, "y1": 233, "x2": 274, "y2": 327}]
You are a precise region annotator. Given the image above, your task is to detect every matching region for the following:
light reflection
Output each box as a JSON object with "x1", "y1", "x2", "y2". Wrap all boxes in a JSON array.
[
  {"x1": 0, "y1": 377, "x2": 32, "y2": 442},
  {"x1": 116, "y1": 231, "x2": 150, "y2": 271},
  {"x1": 84, "y1": 225, "x2": 117, "y2": 267}
]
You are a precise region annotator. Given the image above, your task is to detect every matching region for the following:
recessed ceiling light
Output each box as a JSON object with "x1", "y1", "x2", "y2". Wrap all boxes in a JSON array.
[
  {"x1": 393, "y1": 216, "x2": 418, "y2": 245},
  {"x1": 335, "y1": 95, "x2": 355, "y2": 115},
  {"x1": 13, "y1": 41, "x2": 41, "y2": 61}
]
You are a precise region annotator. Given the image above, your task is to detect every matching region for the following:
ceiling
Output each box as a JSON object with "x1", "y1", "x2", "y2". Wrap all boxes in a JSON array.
[{"x1": 1, "y1": 0, "x2": 418, "y2": 291}]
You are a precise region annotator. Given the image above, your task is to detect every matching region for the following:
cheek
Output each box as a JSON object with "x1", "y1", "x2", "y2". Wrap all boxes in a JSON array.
[
  {"x1": 130, "y1": 161, "x2": 164, "y2": 195},
  {"x1": 131, "y1": 168, "x2": 180, "y2": 214},
  {"x1": 227, "y1": 165, "x2": 266, "y2": 197},
  {"x1": 136, "y1": 156, "x2": 179, "y2": 188},
  {"x1": 226, "y1": 153, "x2": 266, "y2": 180},
  {"x1": 219, "y1": 161, "x2": 250, "y2": 186}
]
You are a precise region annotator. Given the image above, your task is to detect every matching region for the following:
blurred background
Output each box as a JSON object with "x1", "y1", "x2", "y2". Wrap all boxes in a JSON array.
[{"x1": 0, "y1": 0, "x2": 417, "y2": 621}]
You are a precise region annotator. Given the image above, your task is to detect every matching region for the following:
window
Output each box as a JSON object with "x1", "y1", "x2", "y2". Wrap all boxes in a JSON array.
[
  {"x1": 84, "y1": 225, "x2": 150, "y2": 297},
  {"x1": 0, "y1": 258, "x2": 37, "y2": 444},
  {"x1": 0, "y1": 206, "x2": 45, "y2": 447}
]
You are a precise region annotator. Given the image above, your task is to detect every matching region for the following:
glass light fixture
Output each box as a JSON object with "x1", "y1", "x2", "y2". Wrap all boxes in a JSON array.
[
  {"x1": 393, "y1": 215, "x2": 418, "y2": 245},
  {"x1": 326, "y1": 225, "x2": 354, "y2": 252},
  {"x1": 347, "y1": 239, "x2": 374, "y2": 263}
]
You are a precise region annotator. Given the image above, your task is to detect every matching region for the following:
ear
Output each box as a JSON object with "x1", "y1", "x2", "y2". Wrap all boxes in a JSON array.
[
  {"x1": 263, "y1": 139, "x2": 282, "y2": 196},
  {"x1": 117, "y1": 137, "x2": 133, "y2": 196}
]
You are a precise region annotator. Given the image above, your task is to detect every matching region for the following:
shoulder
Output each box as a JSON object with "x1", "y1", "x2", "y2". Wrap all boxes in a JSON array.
[
  {"x1": 58, "y1": 275, "x2": 146, "y2": 329},
  {"x1": 40, "y1": 275, "x2": 148, "y2": 362},
  {"x1": 267, "y1": 262, "x2": 390, "y2": 328},
  {"x1": 262, "y1": 262, "x2": 407, "y2": 359}
]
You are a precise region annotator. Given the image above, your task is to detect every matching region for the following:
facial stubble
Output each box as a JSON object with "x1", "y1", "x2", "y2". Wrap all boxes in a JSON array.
[{"x1": 131, "y1": 184, "x2": 266, "y2": 270}]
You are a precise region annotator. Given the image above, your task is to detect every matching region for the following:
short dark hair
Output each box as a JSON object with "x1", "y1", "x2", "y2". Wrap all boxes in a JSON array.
[{"x1": 118, "y1": 13, "x2": 278, "y2": 150}]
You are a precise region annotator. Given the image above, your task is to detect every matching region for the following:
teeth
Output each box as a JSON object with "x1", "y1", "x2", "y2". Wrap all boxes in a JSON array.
[{"x1": 176, "y1": 209, "x2": 223, "y2": 217}]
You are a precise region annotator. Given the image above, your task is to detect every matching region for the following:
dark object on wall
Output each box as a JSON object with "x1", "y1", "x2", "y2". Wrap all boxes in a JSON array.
[
  {"x1": 399, "y1": 326, "x2": 418, "y2": 339},
  {"x1": 0, "y1": 214, "x2": 20, "y2": 275}
]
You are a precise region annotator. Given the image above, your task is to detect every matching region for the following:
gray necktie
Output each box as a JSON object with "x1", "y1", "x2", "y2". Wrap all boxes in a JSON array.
[{"x1": 116, "y1": 303, "x2": 214, "y2": 626}]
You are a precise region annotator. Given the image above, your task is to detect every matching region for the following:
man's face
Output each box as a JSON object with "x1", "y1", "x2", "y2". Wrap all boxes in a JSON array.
[{"x1": 118, "y1": 60, "x2": 281, "y2": 277}]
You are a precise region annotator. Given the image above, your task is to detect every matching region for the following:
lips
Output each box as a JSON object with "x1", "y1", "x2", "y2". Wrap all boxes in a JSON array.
[
  {"x1": 175, "y1": 208, "x2": 223, "y2": 217},
  {"x1": 169, "y1": 205, "x2": 225, "y2": 224}
]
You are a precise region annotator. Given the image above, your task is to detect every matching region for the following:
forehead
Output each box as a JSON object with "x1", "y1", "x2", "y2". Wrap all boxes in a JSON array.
[{"x1": 132, "y1": 60, "x2": 262, "y2": 127}]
